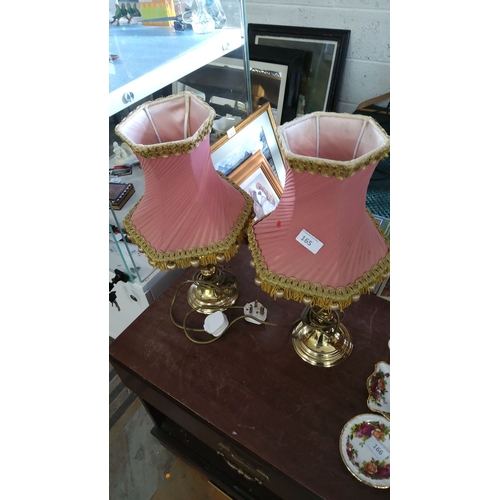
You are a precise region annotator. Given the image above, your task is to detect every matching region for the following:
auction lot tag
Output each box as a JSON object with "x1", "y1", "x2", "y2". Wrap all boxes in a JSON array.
[
  {"x1": 365, "y1": 436, "x2": 390, "y2": 462},
  {"x1": 296, "y1": 229, "x2": 323, "y2": 254}
]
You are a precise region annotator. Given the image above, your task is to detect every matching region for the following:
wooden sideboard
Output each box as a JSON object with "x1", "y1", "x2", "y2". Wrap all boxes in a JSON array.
[{"x1": 109, "y1": 244, "x2": 390, "y2": 500}]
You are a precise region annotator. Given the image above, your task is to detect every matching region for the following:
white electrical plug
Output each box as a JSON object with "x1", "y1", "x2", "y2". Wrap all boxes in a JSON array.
[
  {"x1": 204, "y1": 310, "x2": 229, "y2": 337},
  {"x1": 244, "y1": 300, "x2": 268, "y2": 324}
]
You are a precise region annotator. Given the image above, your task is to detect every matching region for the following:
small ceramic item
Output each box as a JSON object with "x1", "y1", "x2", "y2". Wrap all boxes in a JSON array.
[
  {"x1": 112, "y1": 142, "x2": 137, "y2": 166},
  {"x1": 339, "y1": 413, "x2": 390, "y2": 489},
  {"x1": 212, "y1": 115, "x2": 242, "y2": 137},
  {"x1": 366, "y1": 361, "x2": 390, "y2": 420}
]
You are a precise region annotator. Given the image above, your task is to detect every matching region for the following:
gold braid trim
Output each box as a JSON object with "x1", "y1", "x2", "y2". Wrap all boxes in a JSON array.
[
  {"x1": 123, "y1": 173, "x2": 254, "y2": 271},
  {"x1": 247, "y1": 210, "x2": 390, "y2": 311},
  {"x1": 283, "y1": 148, "x2": 390, "y2": 180},
  {"x1": 115, "y1": 92, "x2": 216, "y2": 159},
  {"x1": 277, "y1": 113, "x2": 390, "y2": 180}
]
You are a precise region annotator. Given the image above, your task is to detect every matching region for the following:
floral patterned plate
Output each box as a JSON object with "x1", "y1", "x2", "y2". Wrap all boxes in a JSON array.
[
  {"x1": 339, "y1": 413, "x2": 390, "y2": 488},
  {"x1": 366, "y1": 361, "x2": 390, "y2": 420}
]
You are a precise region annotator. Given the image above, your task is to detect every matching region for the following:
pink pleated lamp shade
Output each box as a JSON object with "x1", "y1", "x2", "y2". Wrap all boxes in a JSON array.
[
  {"x1": 247, "y1": 112, "x2": 390, "y2": 311},
  {"x1": 115, "y1": 92, "x2": 254, "y2": 271}
]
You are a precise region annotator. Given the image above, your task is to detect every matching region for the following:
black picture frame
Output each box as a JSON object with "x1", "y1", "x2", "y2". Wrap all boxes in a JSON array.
[
  {"x1": 248, "y1": 24, "x2": 350, "y2": 114},
  {"x1": 249, "y1": 44, "x2": 306, "y2": 125}
]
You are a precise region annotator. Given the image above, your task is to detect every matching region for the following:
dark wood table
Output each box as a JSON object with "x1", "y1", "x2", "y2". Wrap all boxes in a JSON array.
[{"x1": 110, "y1": 244, "x2": 390, "y2": 500}]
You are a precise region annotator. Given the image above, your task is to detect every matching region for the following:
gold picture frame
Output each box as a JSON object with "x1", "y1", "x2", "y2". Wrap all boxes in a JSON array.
[
  {"x1": 229, "y1": 149, "x2": 283, "y2": 220},
  {"x1": 211, "y1": 102, "x2": 287, "y2": 190}
]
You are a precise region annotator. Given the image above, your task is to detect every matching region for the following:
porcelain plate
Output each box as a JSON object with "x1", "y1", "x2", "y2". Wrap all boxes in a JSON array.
[{"x1": 339, "y1": 413, "x2": 390, "y2": 488}]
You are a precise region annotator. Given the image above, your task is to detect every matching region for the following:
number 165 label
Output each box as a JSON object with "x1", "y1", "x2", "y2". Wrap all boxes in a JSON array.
[{"x1": 296, "y1": 229, "x2": 323, "y2": 254}]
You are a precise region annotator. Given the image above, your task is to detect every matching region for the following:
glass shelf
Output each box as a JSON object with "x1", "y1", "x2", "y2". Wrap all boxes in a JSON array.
[{"x1": 109, "y1": 24, "x2": 244, "y2": 116}]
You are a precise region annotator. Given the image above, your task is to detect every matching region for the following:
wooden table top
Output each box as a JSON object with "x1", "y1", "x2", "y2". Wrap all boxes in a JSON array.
[{"x1": 110, "y1": 243, "x2": 391, "y2": 500}]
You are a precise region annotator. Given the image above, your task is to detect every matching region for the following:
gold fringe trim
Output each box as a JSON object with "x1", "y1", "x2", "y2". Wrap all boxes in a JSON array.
[
  {"x1": 123, "y1": 173, "x2": 254, "y2": 271},
  {"x1": 283, "y1": 148, "x2": 390, "y2": 180},
  {"x1": 277, "y1": 113, "x2": 390, "y2": 180},
  {"x1": 247, "y1": 210, "x2": 390, "y2": 311},
  {"x1": 115, "y1": 92, "x2": 215, "y2": 159}
]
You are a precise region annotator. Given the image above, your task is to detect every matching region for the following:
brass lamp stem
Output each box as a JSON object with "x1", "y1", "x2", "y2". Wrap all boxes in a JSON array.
[
  {"x1": 291, "y1": 306, "x2": 353, "y2": 367},
  {"x1": 187, "y1": 264, "x2": 239, "y2": 314}
]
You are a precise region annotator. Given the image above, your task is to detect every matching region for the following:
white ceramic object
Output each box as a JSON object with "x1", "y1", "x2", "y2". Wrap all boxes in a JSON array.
[
  {"x1": 339, "y1": 413, "x2": 390, "y2": 489},
  {"x1": 112, "y1": 142, "x2": 137, "y2": 166},
  {"x1": 212, "y1": 115, "x2": 242, "y2": 137}
]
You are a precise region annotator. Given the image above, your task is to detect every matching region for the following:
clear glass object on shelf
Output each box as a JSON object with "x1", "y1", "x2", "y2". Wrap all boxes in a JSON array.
[
  {"x1": 206, "y1": 0, "x2": 227, "y2": 28},
  {"x1": 182, "y1": 0, "x2": 215, "y2": 34}
]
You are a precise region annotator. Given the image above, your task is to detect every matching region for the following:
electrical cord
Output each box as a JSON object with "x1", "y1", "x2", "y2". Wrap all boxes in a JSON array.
[{"x1": 169, "y1": 279, "x2": 290, "y2": 344}]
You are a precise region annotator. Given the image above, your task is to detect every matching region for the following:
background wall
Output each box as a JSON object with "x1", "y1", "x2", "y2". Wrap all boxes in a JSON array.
[{"x1": 245, "y1": 0, "x2": 390, "y2": 113}]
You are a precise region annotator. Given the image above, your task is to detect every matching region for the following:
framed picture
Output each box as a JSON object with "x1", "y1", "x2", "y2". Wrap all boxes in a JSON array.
[
  {"x1": 250, "y1": 59, "x2": 288, "y2": 126},
  {"x1": 248, "y1": 24, "x2": 350, "y2": 115},
  {"x1": 230, "y1": 149, "x2": 283, "y2": 220},
  {"x1": 174, "y1": 45, "x2": 305, "y2": 125},
  {"x1": 211, "y1": 102, "x2": 287, "y2": 189},
  {"x1": 249, "y1": 44, "x2": 306, "y2": 125},
  {"x1": 175, "y1": 61, "x2": 249, "y2": 118}
]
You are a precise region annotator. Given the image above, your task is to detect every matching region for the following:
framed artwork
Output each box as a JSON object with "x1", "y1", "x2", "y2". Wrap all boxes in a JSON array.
[
  {"x1": 211, "y1": 102, "x2": 287, "y2": 189},
  {"x1": 248, "y1": 24, "x2": 350, "y2": 115},
  {"x1": 174, "y1": 61, "x2": 248, "y2": 117},
  {"x1": 249, "y1": 59, "x2": 288, "y2": 126},
  {"x1": 230, "y1": 149, "x2": 283, "y2": 220},
  {"x1": 249, "y1": 43, "x2": 306, "y2": 125}
]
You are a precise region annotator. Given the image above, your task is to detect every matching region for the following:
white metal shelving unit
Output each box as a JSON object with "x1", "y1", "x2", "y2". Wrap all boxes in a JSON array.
[{"x1": 109, "y1": 24, "x2": 244, "y2": 116}]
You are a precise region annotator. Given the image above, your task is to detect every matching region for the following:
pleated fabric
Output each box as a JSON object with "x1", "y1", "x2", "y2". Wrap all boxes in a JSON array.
[
  {"x1": 252, "y1": 162, "x2": 388, "y2": 288},
  {"x1": 115, "y1": 92, "x2": 253, "y2": 269},
  {"x1": 129, "y1": 138, "x2": 245, "y2": 253},
  {"x1": 248, "y1": 112, "x2": 390, "y2": 308}
]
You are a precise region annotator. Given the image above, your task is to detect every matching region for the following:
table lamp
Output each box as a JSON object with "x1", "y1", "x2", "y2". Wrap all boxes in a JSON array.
[
  {"x1": 247, "y1": 112, "x2": 390, "y2": 367},
  {"x1": 115, "y1": 92, "x2": 254, "y2": 313}
]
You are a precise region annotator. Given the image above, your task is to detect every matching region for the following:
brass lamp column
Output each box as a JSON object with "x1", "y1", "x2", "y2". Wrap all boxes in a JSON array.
[
  {"x1": 291, "y1": 307, "x2": 352, "y2": 368},
  {"x1": 187, "y1": 262, "x2": 240, "y2": 314}
]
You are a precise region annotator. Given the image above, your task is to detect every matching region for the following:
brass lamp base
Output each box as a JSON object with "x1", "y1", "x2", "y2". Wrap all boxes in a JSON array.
[
  {"x1": 291, "y1": 307, "x2": 353, "y2": 367},
  {"x1": 187, "y1": 264, "x2": 239, "y2": 314}
]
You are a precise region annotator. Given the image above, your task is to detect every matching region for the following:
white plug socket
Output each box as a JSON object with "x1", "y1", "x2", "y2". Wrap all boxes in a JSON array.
[
  {"x1": 244, "y1": 300, "x2": 267, "y2": 324},
  {"x1": 204, "y1": 311, "x2": 228, "y2": 337}
]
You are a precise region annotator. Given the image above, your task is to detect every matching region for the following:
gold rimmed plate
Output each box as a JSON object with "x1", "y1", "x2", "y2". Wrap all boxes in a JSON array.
[
  {"x1": 339, "y1": 413, "x2": 390, "y2": 489},
  {"x1": 366, "y1": 361, "x2": 390, "y2": 420}
]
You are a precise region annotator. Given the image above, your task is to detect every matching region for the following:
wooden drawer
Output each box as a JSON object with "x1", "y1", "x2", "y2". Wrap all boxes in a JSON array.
[
  {"x1": 151, "y1": 412, "x2": 280, "y2": 500},
  {"x1": 113, "y1": 363, "x2": 320, "y2": 500}
]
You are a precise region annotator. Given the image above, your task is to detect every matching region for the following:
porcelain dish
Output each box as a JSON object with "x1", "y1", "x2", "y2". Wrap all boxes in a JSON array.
[
  {"x1": 339, "y1": 413, "x2": 390, "y2": 488},
  {"x1": 366, "y1": 361, "x2": 390, "y2": 419}
]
